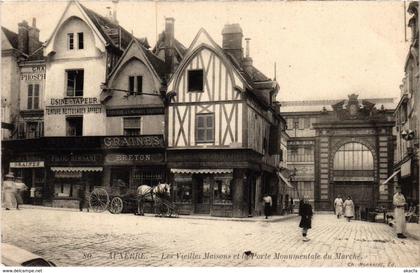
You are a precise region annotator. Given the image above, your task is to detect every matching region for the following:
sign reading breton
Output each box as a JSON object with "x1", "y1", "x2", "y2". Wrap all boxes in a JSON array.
[{"x1": 46, "y1": 97, "x2": 102, "y2": 115}]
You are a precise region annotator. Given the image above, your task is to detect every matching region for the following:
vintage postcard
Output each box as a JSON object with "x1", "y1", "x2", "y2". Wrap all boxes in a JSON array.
[{"x1": 1, "y1": 0, "x2": 419, "y2": 270}]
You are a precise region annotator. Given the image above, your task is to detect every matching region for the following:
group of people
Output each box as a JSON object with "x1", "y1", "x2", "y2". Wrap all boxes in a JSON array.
[
  {"x1": 2, "y1": 173, "x2": 28, "y2": 210},
  {"x1": 333, "y1": 195, "x2": 355, "y2": 222}
]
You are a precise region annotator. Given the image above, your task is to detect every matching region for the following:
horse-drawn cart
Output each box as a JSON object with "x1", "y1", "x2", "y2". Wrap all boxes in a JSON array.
[
  {"x1": 89, "y1": 186, "x2": 138, "y2": 214},
  {"x1": 88, "y1": 184, "x2": 178, "y2": 217}
]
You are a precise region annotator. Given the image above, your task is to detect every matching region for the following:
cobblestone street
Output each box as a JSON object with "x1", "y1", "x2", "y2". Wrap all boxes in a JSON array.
[{"x1": 2, "y1": 208, "x2": 419, "y2": 267}]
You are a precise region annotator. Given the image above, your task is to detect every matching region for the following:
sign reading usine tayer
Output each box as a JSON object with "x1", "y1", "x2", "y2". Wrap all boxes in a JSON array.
[
  {"x1": 49, "y1": 97, "x2": 99, "y2": 106},
  {"x1": 103, "y1": 135, "x2": 164, "y2": 149}
]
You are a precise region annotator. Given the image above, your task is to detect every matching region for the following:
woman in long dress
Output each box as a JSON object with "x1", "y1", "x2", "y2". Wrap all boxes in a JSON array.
[
  {"x1": 3, "y1": 173, "x2": 17, "y2": 210},
  {"x1": 343, "y1": 196, "x2": 355, "y2": 222}
]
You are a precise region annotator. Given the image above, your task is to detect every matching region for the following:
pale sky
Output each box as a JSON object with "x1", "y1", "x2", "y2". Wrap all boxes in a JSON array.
[{"x1": 0, "y1": 0, "x2": 411, "y2": 101}]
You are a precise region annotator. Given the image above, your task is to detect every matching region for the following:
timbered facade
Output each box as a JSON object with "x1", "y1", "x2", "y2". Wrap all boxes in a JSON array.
[{"x1": 166, "y1": 26, "x2": 284, "y2": 217}]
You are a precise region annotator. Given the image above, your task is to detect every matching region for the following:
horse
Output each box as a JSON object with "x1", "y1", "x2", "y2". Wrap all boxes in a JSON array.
[{"x1": 136, "y1": 183, "x2": 171, "y2": 216}]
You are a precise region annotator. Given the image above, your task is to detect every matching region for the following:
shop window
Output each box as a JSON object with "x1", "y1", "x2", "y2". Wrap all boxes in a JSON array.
[
  {"x1": 132, "y1": 168, "x2": 163, "y2": 189},
  {"x1": 129, "y1": 76, "x2": 143, "y2": 95},
  {"x1": 66, "y1": 116, "x2": 83, "y2": 136},
  {"x1": 174, "y1": 176, "x2": 192, "y2": 204},
  {"x1": 110, "y1": 168, "x2": 130, "y2": 188},
  {"x1": 27, "y1": 84, "x2": 40, "y2": 110},
  {"x1": 67, "y1": 33, "x2": 74, "y2": 50},
  {"x1": 213, "y1": 177, "x2": 233, "y2": 204},
  {"x1": 66, "y1": 70, "x2": 84, "y2": 97},
  {"x1": 188, "y1": 69, "x2": 204, "y2": 92},
  {"x1": 123, "y1": 117, "x2": 141, "y2": 136},
  {"x1": 78, "y1": 32, "x2": 84, "y2": 49},
  {"x1": 54, "y1": 179, "x2": 74, "y2": 198},
  {"x1": 196, "y1": 113, "x2": 214, "y2": 143}
]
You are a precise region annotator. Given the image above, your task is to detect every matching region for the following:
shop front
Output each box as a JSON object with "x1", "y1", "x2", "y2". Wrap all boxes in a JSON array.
[
  {"x1": 101, "y1": 135, "x2": 166, "y2": 190},
  {"x1": 168, "y1": 148, "x2": 275, "y2": 218},
  {"x1": 47, "y1": 152, "x2": 103, "y2": 208}
]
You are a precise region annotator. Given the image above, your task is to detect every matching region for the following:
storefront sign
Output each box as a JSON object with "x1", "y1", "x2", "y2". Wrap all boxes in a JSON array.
[
  {"x1": 401, "y1": 159, "x2": 411, "y2": 178},
  {"x1": 103, "y1": 135, "x2": 164, "y2": 149},
  {"x1": 20, "y1": 65, "x2": 46, "y2": 81},
  {"x1": 54, "y1": 172, "x2": 83, "y2": 179},
  {"x1": 104, "y1": 153, "x2": 164, "y2": 165},
  {"x1": 10, "y1": 161, "x2": 45, "y2": 168},
  {"x1": 46, "y1": 105, "x2": 102, "y2": 115},
  {"x1": 49, "y1": 154, "x2": 102, "y2": 165},
  {"x1": 106, "y1": 107, "x2": 164, "y2": 116},
  {"x1": 46, "y1": 97, "x2": 102, "y2": 115}
]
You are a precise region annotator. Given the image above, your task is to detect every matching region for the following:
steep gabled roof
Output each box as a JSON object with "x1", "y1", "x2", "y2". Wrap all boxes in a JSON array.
[
  {"x1": 1, "y1": 26, "x2": 19, "y2": 49},
  {"x1": 79, "y1": 3, "x2": 150, "y2": 50}
]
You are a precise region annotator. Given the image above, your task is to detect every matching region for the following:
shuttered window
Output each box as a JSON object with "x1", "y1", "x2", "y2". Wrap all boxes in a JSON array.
[
  {"x1": 196, "y1": 113, "x2": 214, "y2": 143},
  {"x1": 123, "y1": 117, "x2": 141, "y2": 136},
  {"x1": 27, "y1": 84, "x2": 40, "y2": 109}
]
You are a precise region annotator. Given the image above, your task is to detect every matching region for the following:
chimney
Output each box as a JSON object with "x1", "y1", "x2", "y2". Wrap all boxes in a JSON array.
[
  {"x1": 243, "y1": 38, "x2": 253, "y2": 76},
  {"x1": 112, "y1": 0, "x2": 119, "y2": 24},
  {"x1": 18, "y1": 20, "x2": 29, "y2": 54},
  {"x1": 28, "y1": 18, "x2": 41, "y2": 56},
  {"x1": 165, "y1": 17, "x2": 175, "y2": 74},
  {"x1": 222, "y1": 23, "x2": 243, "y2": 63}
]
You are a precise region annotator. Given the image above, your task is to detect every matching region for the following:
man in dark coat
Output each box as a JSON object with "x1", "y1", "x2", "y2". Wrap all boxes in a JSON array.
[{"x1": 299, "y1": 196, "x2": 313, "y2": 242}]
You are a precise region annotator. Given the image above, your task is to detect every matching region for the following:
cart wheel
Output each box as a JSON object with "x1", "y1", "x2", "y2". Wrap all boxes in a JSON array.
[
  {"x1": 89, "y1": 188, "x2": 109, "y2": 212},
  {"x1": 109, "y1": 197, "x2": 124, "y2": 214}
]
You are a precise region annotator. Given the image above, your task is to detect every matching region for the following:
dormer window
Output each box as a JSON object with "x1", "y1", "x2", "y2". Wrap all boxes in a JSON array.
[
  {"x1": 188, "y1": 70, "x2": 204, "y2": 92},
  {"x1": 129, "y1": 76, "x2": 143, "y2": 95},
  {"x1": 67, "y1": 33, "x2": 74, "y2": 50},
  {"x1": 78, "y1": 32, "x2": 84, "y2": 49}
]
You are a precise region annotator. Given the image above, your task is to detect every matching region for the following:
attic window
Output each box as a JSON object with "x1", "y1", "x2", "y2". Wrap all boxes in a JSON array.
[
  {"x1": 188, "y1": 70, "x2": 204, "y2": 92},
  {"x1": 78, "y1": 32, "x2": 84, "y2": 49},
  {"x1": 67, "y1": 33, "x2": 74, "y2": 50},
  {"x1": 129, "y1": 76, "x2": 143, "y2": 95}
]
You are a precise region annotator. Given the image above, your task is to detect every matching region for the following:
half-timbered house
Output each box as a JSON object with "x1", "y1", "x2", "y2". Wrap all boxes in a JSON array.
[{"x1": 166, "y1": 24, "x2": 284, "y2": 217}]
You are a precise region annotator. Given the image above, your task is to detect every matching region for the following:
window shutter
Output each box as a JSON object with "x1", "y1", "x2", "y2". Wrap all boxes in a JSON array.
[
  {"x1": 34, "y1": 84, "x2": 40, "y2": 109},
  {"x1": 137, "y1": 76, "x2": 143, "y2": 93},
  {"x1": 27, "y1": 84, "x2": 33, "y2": 109},
  {"x1": 269, "y1": 125, "x2": 279, "y2": 155}
]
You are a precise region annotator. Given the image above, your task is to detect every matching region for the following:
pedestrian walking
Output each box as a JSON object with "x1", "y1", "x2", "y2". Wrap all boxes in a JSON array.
[
  {"x1": 2, "y1": 173, "x2": 17, "y2": 210},
  {"x1": 343, "y1": 196, "x2": 355, "y2": 222},
  {"x1": 393, "y1": 185, "x2": 407, "y2": 239},
  {"x1": 334, "y1": 195, "x2": 344, "y2": 219},
  {"x1": 262, "y1": 194, "x2": 272, "y2": 219},
  {"x1": 78, "y1": 185, "x2": 90, "y2": 212},
  {"x1": 14, "y1": 177, "x2": 28, "y2": 210},
  {"x1": 299, "y1": 196, "x2": 313, "y2": 242},
  {"x1": 290, "y1": 197, "x2": 294, "y2": 213}
]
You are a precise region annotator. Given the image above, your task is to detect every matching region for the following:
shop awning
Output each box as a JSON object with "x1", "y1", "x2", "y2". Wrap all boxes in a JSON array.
[
  {"x1": 277, "y1": 171, "x2": 294, "y2": 188},
  {"x1": 381, "y1": 169, "x2": 400, "y2": 185},
  {"x1": 171, "y1": 168, "x2": 233, "y2": 174},
  {"x1": 51, "y1": 167, "x2": 103, "y2": 172}
]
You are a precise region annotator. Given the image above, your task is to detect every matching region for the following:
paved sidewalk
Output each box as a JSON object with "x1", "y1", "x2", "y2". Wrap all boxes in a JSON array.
[
  {"x1": 406, "y1": 222, "x2": 420, "y2": 240},
  {"x1": 2, "y1": 208, "x2": 419, "y2": 267},
  {"x1": 19, "y1": 204, "x2": 297, "y2": 222}
]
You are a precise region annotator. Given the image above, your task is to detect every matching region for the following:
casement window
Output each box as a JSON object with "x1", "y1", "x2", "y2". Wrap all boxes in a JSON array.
[
  {"x1": 196, "y1": 113, "x2": 214, "y2": 143},
  {"x1": 66, "y1": 70, "x2": 84, "y2": 97},
  {"x1": 128, "y1": 76, "x2": 143, "y2": 94},
  {"x1": 67, "y1": 33, "x2": 74, "y2": 50},
  {"x1": 25, "y1": 121, "x2": 43, "y2": 139},
  {"x1": 187, "y1": 69, "x2": 204, "y2": 92},
  {"x1": 66, "y1": 116, "x2": 83, "y2": 136},
  {"x1": 123, "y1": 117, "x2": 141, "y2": 136},
  {"x1": 27, "y1": 84, "x2": 40, "y2": 110},
  {"x1": 304, "y1": 118, "x2": 310, "y2": 129},
  {"x1": 78, "y1": 32, "x2": 84, "y2": 49}
]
